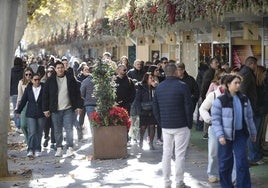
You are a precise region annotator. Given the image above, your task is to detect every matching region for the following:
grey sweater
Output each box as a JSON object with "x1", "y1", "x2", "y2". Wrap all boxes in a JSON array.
[{"x1": 80, "y1": 75, "x2": 97, "y2": 106}]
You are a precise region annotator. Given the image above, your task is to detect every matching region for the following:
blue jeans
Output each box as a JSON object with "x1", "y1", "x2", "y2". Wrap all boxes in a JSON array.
[
  {"x1": 10, "y1": 95, "x2": 18, "y2": 110},
  {"x1": 52, "y1": 108, "x2": 74, "y2": 148},
  {"x1": 85, "y1": 106, "x2": 96, "y2": 134},
  {"x1": 85, "y1": 106, "x2": 96, "y2": 125},
  {"x1": 218, "y1": 130, "x2": 251, "y2": 188},
  {"x1": 196, "y1": 100, "x2": 204, "y2": 131},
  {"x1": 27, "y1": 117, "x2": 45, "y2": 152},
  {"x1": 247, "y1": 115, "x2": 264, "y2": 162},
  {"x1": 11, "y1": 95, "x2": 20, "y2": 128},
  {"x1": 207, "y1": 126, "x2": 218, "y2": 178},
  {"x1": 208, "y1": 127, "x2": 236, "y2": 181}
]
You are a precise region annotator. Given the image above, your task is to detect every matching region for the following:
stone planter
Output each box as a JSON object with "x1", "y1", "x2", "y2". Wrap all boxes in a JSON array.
[{"x1": 92, "y1": 125, "x2": 128, "y2": 159}]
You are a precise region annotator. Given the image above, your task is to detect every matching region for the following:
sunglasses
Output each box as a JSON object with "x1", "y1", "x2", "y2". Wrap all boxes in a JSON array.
[
  {"x1": 33, "y1": 78, "x2": 40, "y2": 81},
  {"x1": 47, "y1": 70, "x2": 53, "y2": 73},
  {"x1": 25, "y1": 73, "x2": 32, "y2": 76}
]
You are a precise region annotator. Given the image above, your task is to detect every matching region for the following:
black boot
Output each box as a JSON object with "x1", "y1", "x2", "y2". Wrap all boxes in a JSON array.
[
  {"x1": 149, "y1": 125, "x2": 155, "y2": 150},
  {"x1": 76, "y1": 126, "x2": 83, "y2": 141},
  {"x1": 43, "y1": 136, "x2": 50, "y2": 147},
  {"x1": 149, "y1": 142, "x2": 155, "y2": 150},
  {"x1": 139, "y1": 126, "x2": 146, "y2": 149}
]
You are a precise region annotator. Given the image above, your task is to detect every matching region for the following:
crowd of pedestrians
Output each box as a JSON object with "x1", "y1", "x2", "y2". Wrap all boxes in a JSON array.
[{"x1": 10, "y1": 52, "x2": 268, "y2": 188}]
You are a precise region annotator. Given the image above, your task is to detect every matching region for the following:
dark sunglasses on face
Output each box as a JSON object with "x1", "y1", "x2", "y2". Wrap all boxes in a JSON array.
[
  {"x1": 47, "y1": 70, "x2": 53, "y2": 73},
  {"x1": 25, "y1": 73, "x2": 32, "y2": 76},
  {"x1": 33, "y1": 79, "x2": 40, "y2": 81}
]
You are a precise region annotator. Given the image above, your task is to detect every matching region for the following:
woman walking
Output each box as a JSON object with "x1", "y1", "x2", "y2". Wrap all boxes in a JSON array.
[
  {"x1": 16, "y1": 67, "x2": 34, "y2": 144},
  {"x1": 135, "y1": 72, "x2": 157, "y2": 150},
  {"x1": 16, "y1": 73, "x2": 46, "y2": 157},
  {"x1": 211, "y1": 74, "x2": 257, "y2": 188}
]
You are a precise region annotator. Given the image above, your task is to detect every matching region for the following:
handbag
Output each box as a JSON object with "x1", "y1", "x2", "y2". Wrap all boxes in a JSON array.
[
  {"x1": 141, "y1": 101, "x2": 153, "y2": 111},
  {"x1": 141, "y1": 88, "x2": 153, "y2": 111}
]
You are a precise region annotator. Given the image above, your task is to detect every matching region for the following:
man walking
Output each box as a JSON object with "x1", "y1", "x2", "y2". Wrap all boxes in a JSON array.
[
  {"x1": 43, "y1": 60, "x2": 83, "y2": 157},
  {"x1": 115, "y1": 64, "x2": 136, "y2": 114},
  {"x1": 176, "y1": 62, "x2": 199, "y2": 113},
  {"x1": 153, "y1": 63, "x2": 193, "y2": 188},
  {"x1": 200, "y1": 57, "x2": 219, "y2": 138},
  {"x1": 239, "y1": 56, "x2": 264, "y2": 165}
]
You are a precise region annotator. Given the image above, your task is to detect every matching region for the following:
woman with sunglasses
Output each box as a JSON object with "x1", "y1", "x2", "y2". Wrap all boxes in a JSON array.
[
  {"x1": 15, "y1": 67, "x2": 34, "y2": 145},
  {"x1": 16, "y1": 73, "x2": 45, "y2": 157}
]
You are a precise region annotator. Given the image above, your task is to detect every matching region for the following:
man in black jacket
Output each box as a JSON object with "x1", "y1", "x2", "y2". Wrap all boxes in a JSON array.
[
  {"x1": 127, "y1": 59, "x2": 145, "y2": 84},
  {"x1": 239, "y1": 56, "x2": 257, "y2": 113},
  {"x1": 43, "y1": 60, "x2": 83, "y2": 157},
  {"x1": 239, "y1": 56, "x2": 264, "y2": 165},
  {"x1": 177, "y1": 62, "x2": 199, "y2": 113},
  {"x1": 10, "y1": 57, "x2": 24, "y2": 131},
  {"x1": 115, "y1": 64, "x2": 136, "y2": 114},
  {"x1": 200, "y1": 57, "x2": 219, "y2": 138},
  {"x1": 200, "y1": 57, "x2": 219, "y2": 101}
]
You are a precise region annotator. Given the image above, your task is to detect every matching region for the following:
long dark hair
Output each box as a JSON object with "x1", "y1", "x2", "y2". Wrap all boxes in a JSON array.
[
  {"x1": 141, "y1": 72, "x2": 152, "y2": 84},
  {"x1": 224, "y1": 74, "x2": 242, "y2": 89}
]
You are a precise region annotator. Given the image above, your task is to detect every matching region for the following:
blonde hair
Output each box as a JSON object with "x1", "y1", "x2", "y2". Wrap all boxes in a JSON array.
[
  {"x1": 211, "y1": 68, "x2": 226, "y2": 85},
  {"x1": 22, "y1": 67, "x2": 33, "y2": 85}
]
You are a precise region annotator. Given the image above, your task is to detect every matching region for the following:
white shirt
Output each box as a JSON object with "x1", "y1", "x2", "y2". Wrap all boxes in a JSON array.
[{"x1": 32, "y1": 85, "x2": 41, "y2": 101}]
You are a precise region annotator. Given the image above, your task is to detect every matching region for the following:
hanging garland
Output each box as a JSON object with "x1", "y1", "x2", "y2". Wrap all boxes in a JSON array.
[{"x1": 37, "y1": 0, "x2": 268, "y2": 48}]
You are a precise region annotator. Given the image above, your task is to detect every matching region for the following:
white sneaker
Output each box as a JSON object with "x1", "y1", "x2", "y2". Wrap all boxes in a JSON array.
[
  {"x1": 66, "y1": 147, "x2": 74, "y2": 157},
  {"x1": 35, "y1": 151, "x2": 42, "y2": 157},
  {"x1": 27, "y1": 151, "x2": 34, "y2": 157},
  {"x1": 157, "y1": 139, "x2": 163, "y2": 145},
  {"x1": 55, "y1": 147, "x2": 63, "y2": 157},
  {"x1": 15, "y1": 128, "x2": 23, "y2": 134}
]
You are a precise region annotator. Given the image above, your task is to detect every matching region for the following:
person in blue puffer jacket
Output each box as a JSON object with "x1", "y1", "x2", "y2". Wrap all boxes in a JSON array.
[{"x1": 211, "y1": 74, "x2": 257, "y2": 188}]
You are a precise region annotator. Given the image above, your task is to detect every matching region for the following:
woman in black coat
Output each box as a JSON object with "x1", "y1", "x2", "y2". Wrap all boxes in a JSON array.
[
  {"x1": 134, "y1": 72, "x2": 157, "y2": 150},
  {"x1": 16, "y1": 73, "x2": 45, "y2": 158}
]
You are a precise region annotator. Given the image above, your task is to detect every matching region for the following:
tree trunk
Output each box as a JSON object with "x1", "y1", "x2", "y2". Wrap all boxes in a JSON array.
[
  {"x1": 14, "y1": 0, "x2": 28, "y2": 49},
  {"x1": 0, "y1": 0, "x2": 21, "y2": 177}
]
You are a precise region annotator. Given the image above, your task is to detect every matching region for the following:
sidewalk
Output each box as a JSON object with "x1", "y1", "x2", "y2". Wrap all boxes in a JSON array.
[{"x1": 1, "y1": 120, "x2": 268, "y2": 188}]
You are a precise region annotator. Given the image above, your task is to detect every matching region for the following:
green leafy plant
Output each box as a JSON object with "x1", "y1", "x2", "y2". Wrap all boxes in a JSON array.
[{"x1": 90, "y1": 58, "x2": 131, "y2": 127}]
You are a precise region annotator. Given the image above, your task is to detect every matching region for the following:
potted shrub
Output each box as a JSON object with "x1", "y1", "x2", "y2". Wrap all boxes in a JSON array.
[{"x1": 89, "y1": 58, "x2": 130, "y2": 159}]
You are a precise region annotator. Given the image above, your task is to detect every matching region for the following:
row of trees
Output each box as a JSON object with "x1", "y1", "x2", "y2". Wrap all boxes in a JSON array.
[
  {"x1": 0, "y1": 0, "x2": 112, "y2": 177},
  {"x1": 37, "y1": 18, "x2": 108, "y2": 47}
]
